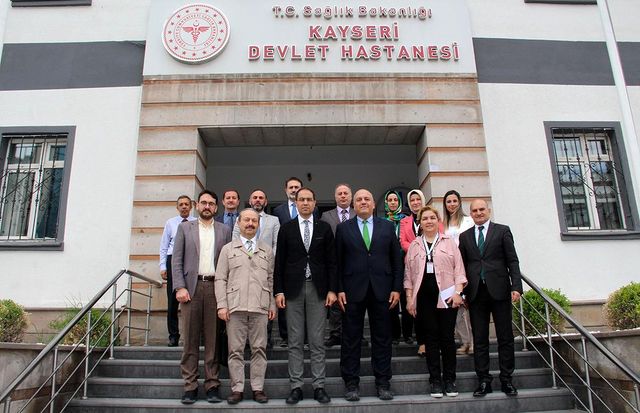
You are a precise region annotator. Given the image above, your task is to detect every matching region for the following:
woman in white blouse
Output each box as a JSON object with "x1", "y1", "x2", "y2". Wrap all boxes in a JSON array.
[{"x1": 442, "y1": 190, "x2": 475, "y2": 355}]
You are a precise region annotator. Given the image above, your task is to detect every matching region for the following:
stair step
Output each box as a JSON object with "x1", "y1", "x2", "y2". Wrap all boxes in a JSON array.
[
  {"x1": 67, "y1": 388, "x2": 574, "y2": 412},
  {"x1": 95, "y1": 352, "x2": 545, "y2": 379},
  {"x1": 109, "y1": 341, "x2": 525, "y2": 360},
  {"x1": 86, "y1": 368, "x2": 554, "y2": 399}
]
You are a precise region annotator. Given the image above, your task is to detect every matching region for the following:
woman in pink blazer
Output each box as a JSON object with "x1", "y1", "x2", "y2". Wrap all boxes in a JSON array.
[{"x1": 404, "y1": 205, "x2": 467, "y2": 399}]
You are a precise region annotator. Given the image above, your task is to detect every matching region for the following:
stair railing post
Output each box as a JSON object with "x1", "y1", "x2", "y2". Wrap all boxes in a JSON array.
[
  {"x1": 109, "y1": 283, "x2": 117, "y2": 360},
  {"x1": 3, "y1": 397, "x2": 11, "y2": 413},
  {"x1": 582, "y1": 336, "x2": 594, "y2": 412},
  {"x1": 144, "y1": 283, "x2": 152, "y2": 346},
  {"x1": 519, "y1": 297, "x2": 528, "y2": 351},
  {"x1": 634, "y1": 382, "x2": 640, "y2": 411},
  {"x1": 82, "y1": 310, "x2": 92, "y2": 400},
  {"x1": 125, "y1": 274, "x2": 132, "y2": 347},
  {"x1": 49, "y1": 346, "x2": 58, "y2": 413},
  {"x1": 544, "y1": 302, "x2": 557, "y2": 389}
]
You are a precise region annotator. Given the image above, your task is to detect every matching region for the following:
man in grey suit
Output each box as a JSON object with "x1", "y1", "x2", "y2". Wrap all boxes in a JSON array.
[
  {"x1": 321, "y1": 183, "x2": 355, "y2": 347},
  {"x1": 172, "y1": 190, "x2": 232, "y2": 405},
  {"x1": 233, "y1": 189, "x2": 280, "y2": 254}
]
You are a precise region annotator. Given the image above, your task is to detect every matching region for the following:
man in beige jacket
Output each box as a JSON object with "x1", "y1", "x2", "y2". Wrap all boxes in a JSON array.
[{"x1": 215, "y1": 208, "x2": 276, "y2": 404}]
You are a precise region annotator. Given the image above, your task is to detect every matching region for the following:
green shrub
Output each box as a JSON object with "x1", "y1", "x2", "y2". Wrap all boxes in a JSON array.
[
  {"x1": 0, "y1": 299, "x2": 28, "y2": 342},
  {"x1": 49, "y1": 307, "x2": 116, "y2": 347},
  {"x1": 605, "y1": 282, "x2": 640, "y2": 330},
  {"x1": 513, "y1": 288, "x2": 571, "y2": 336}
]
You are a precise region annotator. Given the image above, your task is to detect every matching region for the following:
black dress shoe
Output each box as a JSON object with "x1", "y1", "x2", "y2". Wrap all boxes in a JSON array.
[
  {"x1": 344, "y1": 384, "x2": 360, "y2": 401},
  {"x1": 325, "y1": 336, "x2": 341, "y2": 347},
  {"x1": 181, "y1": 389, "x2": 197, "y2": 404},
  {"x1": 279, "y1": 339, "x2": 288, "y2": 348},
  {"x1": 168, "y1": 336, "x2": 179, "y2": 347},
  {"x1": 501, "y1": 382, "x2": 518, "y2": 396},
  {"x1": 377, "y1": 386, "x2": 394, "y2": 400},
  {"x1": 314, "y1": 387, "x2": 331, "y2": 404},
  {"x1": 286, "y1": 388, "x2": 303, "y2": 405},
  {"x1": 404, "y1": 337, "x2": 414, "y2": 345},
  {"x1": 473, "y1": 382, "x2": 493, "y2": 397},
  {"x1": 206, "y1": 386, "x2": 222, "y2": 403}
]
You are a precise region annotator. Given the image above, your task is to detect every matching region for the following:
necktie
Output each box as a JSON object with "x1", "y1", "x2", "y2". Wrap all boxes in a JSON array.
[
  {"x1": 477, "y1": 225, "x2": 485, "y2": 281},
  {"x1": 246, "y1": 240, "x2": 253, "y2": 256},
  {"x1": 182, "y1": 218, "x2": 188, "y2": 222},
  {"x1": 226, "y1": 212, "x2": 235, "y2": 228},
  {"x1": 291, "y1": 203, "x2": 298, "y2": 219},
  {"x1": 362, "y1": 219, "x2": 371, "y2": 250},
  {"x1": 303, "y1": 220, "x2": 311, "y2": 279},
  {"x1": 340, "y1": 209, "x2": 348, "y2": 223}
]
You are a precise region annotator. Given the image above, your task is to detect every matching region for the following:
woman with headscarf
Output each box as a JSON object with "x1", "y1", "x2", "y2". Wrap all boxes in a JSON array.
[
  {"x1": 442, "y1": 189, "x2": 475, "y2": 355},
  {"x1": 384, "y1": 190, "x2": 408, "y2": 345},
  {"x1": 399, "y1": 189, "x2": 427, "y2": 356}
]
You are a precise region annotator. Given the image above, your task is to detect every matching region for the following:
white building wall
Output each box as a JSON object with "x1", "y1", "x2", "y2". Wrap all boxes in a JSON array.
[{"x1": 0, "y1": 87, "x2": 142, "y2": 307}]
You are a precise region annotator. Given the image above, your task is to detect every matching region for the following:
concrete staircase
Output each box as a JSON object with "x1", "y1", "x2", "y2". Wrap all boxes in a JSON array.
[{"x1": 67, "y1": 339, "x2": 577, "y2": 412}]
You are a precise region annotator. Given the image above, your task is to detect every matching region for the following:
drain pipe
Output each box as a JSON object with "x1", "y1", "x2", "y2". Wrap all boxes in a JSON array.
[{"x1": 596, "y1": 0, "x2": 640, "y2": 213}]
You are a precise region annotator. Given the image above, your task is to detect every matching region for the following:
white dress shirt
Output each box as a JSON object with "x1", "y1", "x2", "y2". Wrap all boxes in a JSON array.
[{"x1": 159, "y1": 215, "x2": 197, "y2": 270}]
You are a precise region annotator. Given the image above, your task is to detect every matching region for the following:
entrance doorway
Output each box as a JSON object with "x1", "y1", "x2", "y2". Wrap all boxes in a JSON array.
[{"x1": 201, "y1": 125, "x2": 423, "y2": 214}]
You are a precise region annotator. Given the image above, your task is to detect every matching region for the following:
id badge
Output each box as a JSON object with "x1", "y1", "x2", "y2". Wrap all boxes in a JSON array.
[{"x1": 426, "y1": 262, "x2": 434, "y2": 273}]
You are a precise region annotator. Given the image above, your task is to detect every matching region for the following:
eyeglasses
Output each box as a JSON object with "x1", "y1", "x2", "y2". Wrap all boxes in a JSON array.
[{"x1": 199, "y1": 201, "x2": 217, "y2": 207}]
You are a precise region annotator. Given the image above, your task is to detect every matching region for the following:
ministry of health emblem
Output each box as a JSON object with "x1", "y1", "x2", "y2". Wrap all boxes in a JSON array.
[{"x1": 162, "y1": 3, "x2": 230, "y2": 64}]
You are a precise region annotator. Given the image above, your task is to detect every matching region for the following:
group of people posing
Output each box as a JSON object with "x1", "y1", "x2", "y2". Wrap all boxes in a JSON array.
[{"x1": 159, "y1": 177, "x2": 523, "y2": 405}]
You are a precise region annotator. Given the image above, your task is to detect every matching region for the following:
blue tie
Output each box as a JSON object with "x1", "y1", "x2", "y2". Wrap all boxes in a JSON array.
[{"x1": 290, "y1": 203, "x2": 298, "y2": 219}]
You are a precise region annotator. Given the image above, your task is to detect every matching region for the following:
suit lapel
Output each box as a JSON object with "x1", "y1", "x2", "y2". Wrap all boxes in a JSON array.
[
  {"x1": 349, "y1": 217, "x2": 368, "y2": 250},
  {"x1": 190, "y1": 221, "x2": 200, "y2": 258}
]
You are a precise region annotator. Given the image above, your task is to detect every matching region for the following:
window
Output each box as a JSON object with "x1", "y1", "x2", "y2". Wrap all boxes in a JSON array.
[
  {"x1": 11, "y1": 0, "x2": 91, "y2": 7},
  {"x1": 0, "y1": 129, "x2": 73, "y2": 249},
  {"x1": 546, "y1": 123, "x2": 640, "y2": 239}
]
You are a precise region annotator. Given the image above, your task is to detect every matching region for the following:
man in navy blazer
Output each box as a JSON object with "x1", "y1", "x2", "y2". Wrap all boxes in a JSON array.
[
  {"x1": 335, "y1": 188, "x2": 403, "y2": 401},
  {"x1": 273, "y1": 176, "x2": 321, "y2": 225},
  {"x1": 458, "y1": 199, "x2": 523, "y2": 398}
]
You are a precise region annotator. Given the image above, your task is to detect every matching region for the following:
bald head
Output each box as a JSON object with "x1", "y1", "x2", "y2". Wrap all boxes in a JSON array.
[
  {"x1": 469, "y1": 199, "x2": 491, "y2": 226},
  {"x1": 353, "y1": 189, "x2": 375, "y2": 220}
]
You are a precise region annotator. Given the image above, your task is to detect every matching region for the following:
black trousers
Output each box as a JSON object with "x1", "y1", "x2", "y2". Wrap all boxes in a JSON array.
[
  {"x1": 166, "y1": 255, "x2": 180, "y2": 340},
  {"x1": 341, "y1": 283, "x2": 392, "y2": 388},
  {"x1": 416, "y1": 274, "x2": 458, "y2": 383},
  {"x1": 469, "y1": 282, "x2": 515, "y2": 383}
]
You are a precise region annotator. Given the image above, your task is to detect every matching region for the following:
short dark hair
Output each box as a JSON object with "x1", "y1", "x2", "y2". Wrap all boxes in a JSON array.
[
  {"x1": 198, "y1": 189, "x2": 218, "y2": 203},
  {"x1": 176, "y1": 194, "x2": 192, "y2": 204},
  {"x1": 249, "y1": 188, "x2": 267, "y2": 200},
  {"x1": 285, "y1": 176, "x2": 303, "y2": 187},
  {"x1": 222, "y1": 189, "x2": 240, "y2": 199},
  {"x1": 295, "y1": 187, "x2": 316, "y2": 200}
]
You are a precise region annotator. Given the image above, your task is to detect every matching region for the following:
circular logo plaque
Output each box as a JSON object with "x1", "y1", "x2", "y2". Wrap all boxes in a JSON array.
[{"x1": 162, "y1": 3, "x2": 230, "y2": 64}]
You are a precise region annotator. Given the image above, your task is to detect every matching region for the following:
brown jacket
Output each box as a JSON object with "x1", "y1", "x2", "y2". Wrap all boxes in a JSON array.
[{"x1": 214, "y1": 239, "x2": 276, "y2": 315}]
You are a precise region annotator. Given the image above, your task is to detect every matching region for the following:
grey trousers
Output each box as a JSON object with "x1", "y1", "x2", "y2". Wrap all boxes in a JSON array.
[
  {"x1": 227, "y1": 311, "x2": 268, "y2": 393},
  {"x1": 455, "y1": 305, "x2": 473, "y2": 345},
  {"x1": 286, "y1": 280, "x2": 327, "y2": 389}
]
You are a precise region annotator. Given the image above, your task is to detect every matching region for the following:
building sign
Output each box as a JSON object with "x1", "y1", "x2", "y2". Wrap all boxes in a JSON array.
[
  {"x1": 162, "y1": 3, "x2": 230, "y2": 64},
  {"x1": 147, "y1": 0, "x2": 476, "y2": 75}
]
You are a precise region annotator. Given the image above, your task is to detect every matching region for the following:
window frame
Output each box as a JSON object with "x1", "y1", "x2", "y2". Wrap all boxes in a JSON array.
[
  {"x1": 524, "y1": 0, "x2": 596, "y2": 4},
  {"x1": 545, "y1": 121, "x2": 640, "y2": 240},
  {"x1": 11, "y1": 0, "x2": 91, "y2": 7},
  {"x1": 0, "y1": 126, "x2": 75, "y2": 250}
]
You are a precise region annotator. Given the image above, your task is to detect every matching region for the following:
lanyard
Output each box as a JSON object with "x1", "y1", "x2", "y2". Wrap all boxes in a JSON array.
[{"x1": 421, "y1": 233, "x2": 438, "y2": 262}]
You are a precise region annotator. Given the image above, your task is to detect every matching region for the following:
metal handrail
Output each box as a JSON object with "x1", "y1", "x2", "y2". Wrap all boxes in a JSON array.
[
  {"x1": 517, "y1": 273, "x2": 640, "y2": 412},
  {"x1": 0, "y1": 268, "x2": 162, "y2": 413}
]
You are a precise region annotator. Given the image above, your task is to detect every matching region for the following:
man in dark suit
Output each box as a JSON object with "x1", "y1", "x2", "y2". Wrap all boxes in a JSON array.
[
  {"x1": 214, "y1": 189, "x2": 240, "y2": 229},
  {"x1": 321, "y1": 183, "x2": 355, "y2": 347},
  {"x1": 458, "y1": 199, "x2": 523, "y2": 397},
  {"x1": 273, "y1": 177, "x2": 303, "y2": 225},
  {"x1": 335, "y1": 188, "x2": 403, "y2": 401},
  {"x1": 274, "y1": 187, "x2": 337, "y2": 405},
  {"x1": 172, "y1": 190, "x2": 232, "y2": 404}
]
